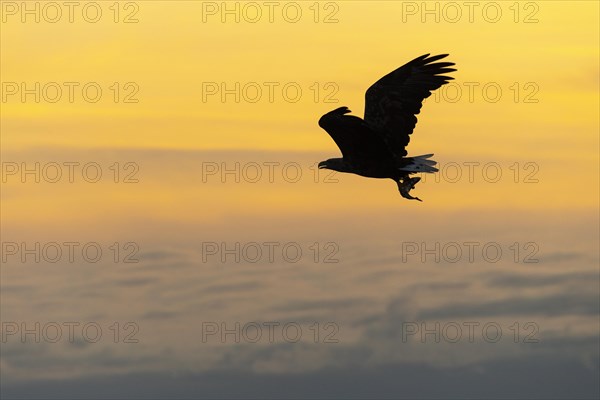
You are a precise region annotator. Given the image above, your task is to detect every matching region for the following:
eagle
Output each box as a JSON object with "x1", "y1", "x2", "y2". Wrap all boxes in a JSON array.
[{"x1": 317, "y1": 54, "x2": 456, "y2": 201}]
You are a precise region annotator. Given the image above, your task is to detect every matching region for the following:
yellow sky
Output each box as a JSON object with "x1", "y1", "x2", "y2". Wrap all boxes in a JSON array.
[{"x1": 1, "y1": 1, "x2": 599, "y2": 214}]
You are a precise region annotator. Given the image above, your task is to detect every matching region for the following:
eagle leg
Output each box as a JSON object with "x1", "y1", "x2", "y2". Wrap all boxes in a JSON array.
[{"x1": 397, "y1": 177, "x2": 422, "y2": 201}]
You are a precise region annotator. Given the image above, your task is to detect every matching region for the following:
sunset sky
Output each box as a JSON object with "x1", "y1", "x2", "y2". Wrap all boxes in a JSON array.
[{"x1": 1, "y1": 1, "x2": 599, "y2": 398}]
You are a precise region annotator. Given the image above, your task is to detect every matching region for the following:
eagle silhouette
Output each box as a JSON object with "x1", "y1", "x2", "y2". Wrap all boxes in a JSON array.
[{"x1": 317, "y1": 54, "x2": 456, "y2": 201}]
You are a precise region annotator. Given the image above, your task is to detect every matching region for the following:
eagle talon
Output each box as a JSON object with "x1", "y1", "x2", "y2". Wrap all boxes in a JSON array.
[{"x1": 398, "y1": 177, "x2": 422, "y2": 201}]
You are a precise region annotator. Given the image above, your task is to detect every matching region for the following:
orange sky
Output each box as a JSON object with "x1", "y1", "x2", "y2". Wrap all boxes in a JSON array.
[{"x1": 1, "y1": 1, "x2": 598, "y2": 216}]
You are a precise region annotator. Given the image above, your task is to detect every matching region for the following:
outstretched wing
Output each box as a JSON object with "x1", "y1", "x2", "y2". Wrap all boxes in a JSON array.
[
  {"x1": 318, "y1": 106, "x2": 395, "y2": 168},
  {"x1": 364, "y1": 54, "x2": 456, "y2": 158}
]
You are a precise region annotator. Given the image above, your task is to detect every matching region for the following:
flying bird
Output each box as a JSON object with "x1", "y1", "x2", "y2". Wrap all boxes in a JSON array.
[{"x1": 317, "y1": 53, "x2": 456, "y2": 201}]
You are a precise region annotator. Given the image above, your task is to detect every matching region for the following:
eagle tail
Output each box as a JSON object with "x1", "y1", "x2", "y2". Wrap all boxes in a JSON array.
[{"x1": 400, "y1": 154, "x2": 439, "y2": 173}]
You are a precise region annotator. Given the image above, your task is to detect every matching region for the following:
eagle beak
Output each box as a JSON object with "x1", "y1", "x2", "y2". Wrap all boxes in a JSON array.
[{"x1": 318, "y1": 161, "x2": 327, "y2": 169}]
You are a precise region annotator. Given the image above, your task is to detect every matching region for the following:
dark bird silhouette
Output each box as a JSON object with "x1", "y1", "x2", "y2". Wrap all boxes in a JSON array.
[{"x1": 318, "y1": 53, "x2": 456, "y2": 201}]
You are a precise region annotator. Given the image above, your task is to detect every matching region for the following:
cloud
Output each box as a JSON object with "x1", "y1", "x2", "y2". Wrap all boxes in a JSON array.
[
  {"x1": 2, "y1": 355, "x2": 598, "y2": 399},
  {"x1": 417, "y1": 292, "x2": 600, "y2": 319},
  {"x1": 486, "y1": 271, "x2": 598, "y2": 288}
]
